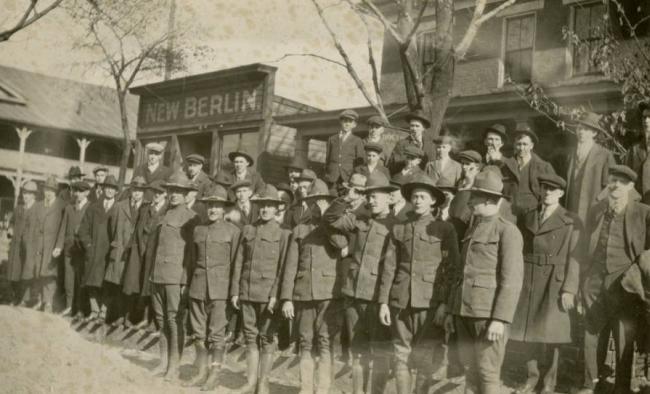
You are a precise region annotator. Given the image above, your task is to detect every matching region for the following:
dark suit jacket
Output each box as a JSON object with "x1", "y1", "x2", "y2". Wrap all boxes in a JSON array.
[
  {"x1": 387, "y1": 136, "x2": 436, "y2": 176},
  {"x1": 501, "y1": 153, "x2": 555, "y2": 214},
  {"x1": 353, "y1": 163, "x2": 390, "y2": 179},
  {"x1": 325, "y1": 132, "x2": 365, "y2": 183}
]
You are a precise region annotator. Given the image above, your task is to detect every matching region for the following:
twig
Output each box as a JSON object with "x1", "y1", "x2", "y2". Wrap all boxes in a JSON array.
[
  {"x1": 271, "y1": 53, "x2": 347, "y2": 68},
  {"x1": 404, "y1": 0, "x2": 429, "y2": 44},
  {"x1": 455, "y1": 0, "x2": 517, "y2": 59},
  {"x1": 0, "y1": 0, "x2": 63, "y2": 42},
  {"x1": 360, "y1": 0, "x2": 404, "y2": 44}
]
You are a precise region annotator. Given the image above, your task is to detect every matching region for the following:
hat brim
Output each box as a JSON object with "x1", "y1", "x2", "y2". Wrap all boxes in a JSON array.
[
  {"x1": 539, "y1": 181, "x2": 565, "y2": 190},
  {"x1": 469, "y1": 187, "x2": 505, "y2": 199},
  {"x1": 573, "y1": 119, "x2": 606, "y2": 134},
  {"x1": 483, "y1": 128, "x2": 508, "y2": 140},
  {"x1": 363, "y1": 185, "x2": 399, "y2": 194},
  {"x1": 457, "y1": 154, "x2": 482, "y2": 164},
  {"x1": 294, "y1": 176, "x2": 315, "y2": 183},
  {"x1": 364, "y1": 146, "x2": 383, "y2": 154},
  {"x1": 199, "y1": 197, "x2": 233, "y2": 205},
  {"x1": 230, "y1": 182, "x2": 253, "y2": 190},
  {"x1": 186, "y1": 159, "x2": 205, "y2": 165},
  {"x1": 514, "y1": 130, "x2": 539, "y2": 145},
  {"x1": 228, "y1": 152, "x2": 254, "y2": 166},
  {"x1": 68, "y1": 173, "x2": 86, "y2": 179},
  {"x1": 341, "y1": 182, "x2": 366, "y2": 190},
  {"x1": 404, "y1": 114, "x2": 431, "y2": 129},
  {"x1": 339, "y1": 114, "x2": 358, "y2": 121},
  {"x1": 163, "y1": 183, "x2": 197, "y2": 191},
  {"x1": 437, "y1": 186, "x2": 458, "y2": 193},
  {"x1": 301, "y1": 194, "x2": 336, "y2": 202},
  {"x1": 92, "y1": 168, "x2": 108, "y2": 174},
  {"x1": 401, "y1": 183, "x2": 446, "y2": 208},
  {"x1": 251, "y1": 197, "x2": 284, "y2": 205}
]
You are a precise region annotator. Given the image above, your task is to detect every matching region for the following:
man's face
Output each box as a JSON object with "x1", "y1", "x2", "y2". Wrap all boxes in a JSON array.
[
  {"x1": 340, "y1": 117, "x2": 357, "y2": 133},
  {"x1": 23, "y1": 191, "x2": 35, "y2": 205},
  {"x1": 147, "y1": 151, "x2": 162, "y2": 166},
  {"x1": 235, "y1": 186, "x2": 252, "y2": 203},
  {"x1": 468, "y1": 193, "x2": 498, "y2": 217},
  {"x1": 410, "y1": 189, "x2": 434, "y2": 215},
  {"x1": 576, "y1": 126, "x2": 597, "y2": 144},
  {"x1": 345, "y1": 187, "x2": 363, "y2": 203},
  {"x1": 607, "y1": 175, "x2": 634, "y2": 199},
  {"x1": 153, "y1": 190, "x2": 167, "y2": 204},
  {"x1": 369, "y1": 124, "x2": 384, "y2": 140},
  {"x1": 461, "y1": 162, "x2": 479, "y2": 179},
  {"x1": 642, "y1": 111, "x2": 650, "y2": 135},
  {"x1": 390, "y1": 189, "x2": 404, "y2": 205},
  {"x1": 103, "y1": 186, "x2": 117, "y2": 199},
  {"x1": 185, "y1": 190, "x2": 198, "y2": 204},
  {"x1": 541, "y1": 184, "x2": 564, "y2": 206},
  {"x1": 95, "y1": 171, "x2": 107, "y2": 184},
  {"x1": 233, "y1": 157, "x2": 249, "y2": 173},
  {"x1": 367, "y1": 191, "x2": 390, "y2": 215},
  {"x1": 287, "y1": 168, "x2": 301, "y2": 181},
  {"x1": 484, "y1": 132, "x2": 503, "y2": 153},
  {"x1": 435, "y1": 143, "x2": 451, "y2": 158},
  {"x1": 297, "y1": 181, "x2": 312, "y2": 199},
  {"x1": 409, "y1": 120, "x2": 425, "y2": 139},
  {"x1": 43, "y1": 189, "x2": 56, "y2": 201},
  {"x1": 206, "y1": 202, "x2": 225, "y2": 222},
  {"x1": 258, "y1": 202, "x2": 278, "y2": 221},
  {"x1": 405, "y1": 156, "x2": 421, "y2": 169},
  {"x1": 70, "y1": 175, "x2": 83, "y2": 183},
  {"x1": 366, "y1": 150, "x2": 380, "y2": 166},
  {"x1": 514, "y1": 135, "x2": 534, "y2": 157},
  {"x1": 168, "y1": 188, "x2": 186, "y2": 206},
  {"x1": 289, "y1": 179, "x2": 299, "y2": 193},
  {"x1": 131, "y1": 188, "x2": 144, "y2": 203},
  {"x1": 187, "y1": 162, "x2": 202, "y2": 178},
  {"x1": 74, "y1": 189, "x2": 89, "y2": 203}
]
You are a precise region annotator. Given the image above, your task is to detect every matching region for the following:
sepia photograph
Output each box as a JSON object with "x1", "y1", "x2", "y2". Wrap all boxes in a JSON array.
[{"x1": 0, "y1": 0, "x2": 649, "y2": 393}]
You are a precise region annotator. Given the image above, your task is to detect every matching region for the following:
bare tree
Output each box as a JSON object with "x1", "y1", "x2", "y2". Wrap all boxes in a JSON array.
[
  {"x1": 0, "y1": 0, "x2": 64, "y2": 42},
  {"x1": 67, "y1": 0, "x2": 198, "y2": 185},
  {"x1": 310, "y1": 0, "x2": 516, "y2": 137}
]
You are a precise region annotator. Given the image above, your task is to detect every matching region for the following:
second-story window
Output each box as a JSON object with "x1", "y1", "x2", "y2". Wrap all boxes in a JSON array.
[
  {"x1": 418, "y1": 30, "x2": 436, "y2": 70},
  {"x1": 504, "y1": 14, "x2": 536, "y2": 84},
  {"x1": 572, "y1": 2, "x2": 605, "y2": 75}
]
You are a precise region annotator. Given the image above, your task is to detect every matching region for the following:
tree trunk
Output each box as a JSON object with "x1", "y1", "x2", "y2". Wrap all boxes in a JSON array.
[{"x1": 117, "y1": 91, "x2": 131, "y2": 188}]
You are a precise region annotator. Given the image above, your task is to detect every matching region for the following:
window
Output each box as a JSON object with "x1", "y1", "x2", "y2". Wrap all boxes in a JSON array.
[
  {"x1": 417, "y1": 30, "x2": 436, "y2": 70},
  {"x1": 572, "y1": 2, "x2": 605, "y2": 75},
  {"x1": 504, "y1": 14, "x2": 536, "y2": 83}
]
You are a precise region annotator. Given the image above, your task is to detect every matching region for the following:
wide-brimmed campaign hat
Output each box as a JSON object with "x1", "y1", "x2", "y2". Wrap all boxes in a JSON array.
[
  {"x1": 390, "y1": 173, "x2": 410, "y2": 187},
  {"x1": 199, "y1": 184, "x2": 231, "y2": 204},
  {"x1": 100, "y1": 175, "x2": 119, "y2": 190},
  {"x1": 67, "y1": 166, "x2": 85, "y2": 179},
  {"x1": 363, "y1": 172, "x2": 398, "y2": 194},
  {"x1": 147, "y1": 180, "x2": 166, "y2": 194},
  {"x1": 163, "y1": 173, "x2": 197, "y2": 191},
  {"x1": 228, "y1": 151, "x2": 254, "y2": 166},
  {"x1": 301, "y1": 179, "x2": 336, "y2": 201},
  {"x1": 251, "y1": 184, "x2": 284, "y2": 204},
  {"x1": 470, "y1": 170, "x2": 505, "y2": 198},
  {"x1": 401, "y1": 174, "x2": 446, "y2": 208},
  {"x1": 404, "y1": 110, "x2": 431, "y2": 129},
  {"x1": 342, "y1": 173, "x2": 367, "y2": 191}
]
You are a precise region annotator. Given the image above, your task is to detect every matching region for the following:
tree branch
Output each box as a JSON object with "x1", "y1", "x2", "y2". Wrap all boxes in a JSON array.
[
  {"x1": 0, "y1": 0, "x2": 63, "y2": 42},
  {"x1": 404, "y1": 0, "x2": 429, "y2": 45},
  {"x1": 360, "y1": 0, "x2": 404, "y2": 44},
  {"x1": 455, "y1": 0, "x2": 517, "y2": 59},
  {"x1": 271, "y1": 53, "x2": 347, "y2": 68}
]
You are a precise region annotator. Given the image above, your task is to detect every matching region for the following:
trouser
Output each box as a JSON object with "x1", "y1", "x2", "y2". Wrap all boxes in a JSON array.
[
  {"x1": 345, "y1": 298, "x2": 391, "y2": 358},
  {"x1": 518, "y1": 342, "x2": 560, "y2": 391},
  {"x1": 63, "y1": 252, "x2": 84, "y2": 312},
  {"x1": 102, "y1": 282, "x2": 126, "y2": 323},
  {"x1": 9, "y1": 281, "x2": 23, "y2": 305},
  {"x1": 455, "y1": 316, "x2": 508, "y2": 394},
  {"x1": 297, "y1": 299, "x2": 342, "y2": 357},
  {"x1": 392, "y1": 306, "x2": 445, "y2": 372},
  {"x1": 85, "y1": 286, "x2": 104, "y2": 315},
  {"x1": 241, "y1": 301, "x2": 277, "y2": 354},
  {"x1": 32, "y1": 277, "x2": 56, "y2": 309},
  {"x1": 189, "y1": 297, "x2": 229, "y2": 350},
  {"x1": 152, "y1": 283, "x2": 183, "y2": 355}
]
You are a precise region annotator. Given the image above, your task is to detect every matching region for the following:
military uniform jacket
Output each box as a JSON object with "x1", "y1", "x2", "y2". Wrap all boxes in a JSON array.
[
  {"x1": 151, "y1": 204, "x2": 197, "y2": 285},
  {"x1": 231, "y1": 220, "x2": 291, "y2": 303},
  {"x1": 324, "y1": 198, "x2": 396, "y2": 302},
  {"x1": 104, "y1": 200, "x2": 140, "y2": 285},
  {"x1": 325, "y1": 132, "x2": 365, "y2": 183},
  {"x1": 451, "y1": 214, "x2": 524, "y2": 323},
  {"x1": 511, "y1": 206, "x2": 581, "y2": 343},
  {"x1": 379, "y1": 213, "x2": 459, "y2": 309},
  {"x1": 22, "y1": 198, "x2": 65, "y2": 280},
  {"x1": 281, "y1": 222, "x2": 341, "y2": 301},
  {"x1": 190, "y1": 220, "x2": 241, "y2": 300}
]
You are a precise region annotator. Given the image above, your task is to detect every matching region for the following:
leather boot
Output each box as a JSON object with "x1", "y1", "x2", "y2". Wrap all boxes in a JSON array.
[
  {"x1": 152, "y1": 332, "x2": 169, "y2": 376},
  {"x1": 238, "y1": 347, "x2": 259, "y2": 393},
  {"x1": 257, "y1": 351, "x2": 274, "y2": 394},
  {"x1": 351, "y1": 357, "x2": 364, "y2": 394},
  {"x1": 164, "y1": 328, "x2": 180, "y2": 382},
  {"x1": 316, "y1": 354, "x2": 332, "y2": 394},
  {"x1": 395, "y1": 363, "x2": 411, "y2": 394},
  {"x1": 299, "y1": 353, "x2": 315, "y2": 394},
  {"x1": 183, "y1": 342, "x2": 208, "y2": 387},
  {"x1": 370, "y1": 356, "x2": 390, "y2": 394},
  {"x1": 201, "y1": 347, "x2": 224, "y2": 391}
]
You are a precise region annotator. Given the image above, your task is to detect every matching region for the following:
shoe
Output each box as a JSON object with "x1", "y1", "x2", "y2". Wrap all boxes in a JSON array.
[
  {"x1": 574, "y1": 389, "x2": 594, "y2": 394},
  {"x1": 201, "y1": 348, "x2": 224, "y2": 391},
  {"x1": 183, "y1": 342, "x2": 208, "y2": 387},
  {"x1": 60, "y1": 307, "x2": 72, "y2": 317},
  {"x1": 257, "y1": 351, "x2": 274, "y2": 394},
  {"x1": 237, "y1": 347, "x2": 259, "y2": 393},
  {"x1": 299, "y1": 353, "x2": 315, "y2": 394},
  {"x1": 514, "y1": 381, "x2": 537, "y2": 394}
]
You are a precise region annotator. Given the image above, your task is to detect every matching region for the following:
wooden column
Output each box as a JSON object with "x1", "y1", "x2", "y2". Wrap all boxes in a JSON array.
[
  {"x1": 76, "y1": 137, "x2": 92, "y2": 173},
  {"x1": 210, "y1": 130, "x2": 221, "y2": 176},
  {"x1": 14, "y1": 127, "x2": 32, "y2": 206}
]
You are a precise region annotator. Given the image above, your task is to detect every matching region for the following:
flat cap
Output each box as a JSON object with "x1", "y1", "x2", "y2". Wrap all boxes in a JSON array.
[
  {"x1": 185, "y1": 154, "x2": 206, "y2": 165},
  {"x1": 609, "y1": 164, "x2": 637, "y2": 183},
  {"x1": 538, "y1": 173, "x2": 567, "y2": 190},
  {"x1": 339, "y1": 109, "x2": 359, "y2": 121},
  {"x1": 364, "y1": 142, "x2": 383, "y2": 154},
  {"x1": 93, "y1": 166, "x2": 109, "y2": 174},
  {"x1": 212, "y1": 172, "x2": 233, "y2": 187},
  {"x1": 457, "y1": 150, "x2": 482, "y2": 164},
  {"x1": 294, "y1": 169, "x2": 318, "y2": 183},
  {"x1": 145, "y1": 142, "x2": 165, "y2": 153},
  {"x1": 367, "y1": 115, "x2": 384, "y2": 126}
]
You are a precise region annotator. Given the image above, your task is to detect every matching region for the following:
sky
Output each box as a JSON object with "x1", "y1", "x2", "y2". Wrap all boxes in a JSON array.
[{"x1": 0, "y1": 0, "x2": 385, "y2": 111}]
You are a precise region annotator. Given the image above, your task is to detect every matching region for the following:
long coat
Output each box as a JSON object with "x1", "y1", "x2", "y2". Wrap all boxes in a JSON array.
[
  {"x1": 56, "y1": 201, "x2": 91, "y2": 280},
  {"x1": 22, "y1": 198, "x2": 65, "y2": 280},
  {"x1": 511, "y1": 206, "x2": 581, "y2": 343},
  {"x1": 189, "y1": 170, "x2": 213, "y2": 199},
  {"x1": 624, "y1": 141, "x2": 650, "y2": 203},
  {"x1": 7, "y1": 204, "x2": 32, "y2": 281},
  {"x1": 325, "y1": 132, "x2": 365, "y2": 183},
  {"x1": 78, "y1": 199, "x2": 116, "y2": 287},
  {"x1": 133, "y1": 163, "x2": 173, "y2": 201},
  {"x1": 565, "y1": 143, "x2": 615, "y2": 223},
  {"x1": 501, "y1": 153, "x2": 556, "y2": 214},
  {"x1": 104, "y1": 200, "x2": 140, "y2": 285}
]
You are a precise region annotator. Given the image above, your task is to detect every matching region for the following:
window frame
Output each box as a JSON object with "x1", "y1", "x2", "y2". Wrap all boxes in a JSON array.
[
  {"x1": 499, "y1": 11, "x2": 538, "y2": 87},
  {"x1": 565, "y1": 0, "x2": 606, "y2": 78}
]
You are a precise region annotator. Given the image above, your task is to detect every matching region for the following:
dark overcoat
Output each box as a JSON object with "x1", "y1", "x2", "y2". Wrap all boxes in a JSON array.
[
  {"x1": 104, "y1": 200, "x2": 139, "y2": 285},
  {"x1": 78, "y1": 199, "x2": 116, "y2": 287},
  {"x1": 501, "y1": 153, "x2": 556, "y2": 214},
  {"x1": 511, "y1": 206, "x2": 581, "y2": 343},
  {"x1": 133, "y1": 164, "x2": 173, "y2": 201},
  {"x1": 56, "y1": 201, "x2": 91, "y2": 281},
  {"x1": 22, "y1": 198, "x2": 65, "y2": 280},
  {"x1": 190, "y1": 170, "x2": 213, "y2": 199},
  {"x1": 325, "y1": 132, "x2": 365, "y2": 183},
  {"x1": 7, "y1": 204, "x2": 31, "y2": 281},
  {"x1": 353, "y1": 163, "x2": 390, "y2": 180},
  {"x1": 387, "y1": 136, "x2": 435, "y2": 176}
]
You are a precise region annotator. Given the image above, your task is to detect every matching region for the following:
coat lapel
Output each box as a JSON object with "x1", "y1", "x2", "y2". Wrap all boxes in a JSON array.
[
  {"x1": 624, "y1": 202, "x2": 640, "y2": 259},
  {"x1": 589, "y1": 202, "x2": 607, "y2": 254},
  {"x1": 524, "y1": 209, "x2": 540, "y2": 234},
  {"x1": 537, "y1": 207, "x2": 566, "y2": 235}
]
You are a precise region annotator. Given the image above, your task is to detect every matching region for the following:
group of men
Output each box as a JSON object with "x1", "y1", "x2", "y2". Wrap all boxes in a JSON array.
[{"x1": 5, "y1": 105, "x2": 650, "y2": 394}]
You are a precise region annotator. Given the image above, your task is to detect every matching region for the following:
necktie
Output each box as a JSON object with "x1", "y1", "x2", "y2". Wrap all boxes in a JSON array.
[
  {"x1": 539, "y1": 207, "x2": 547, "y2": 223},
  {"x1": 104, "y1": 201, "x2": 109, "y2": 211}
]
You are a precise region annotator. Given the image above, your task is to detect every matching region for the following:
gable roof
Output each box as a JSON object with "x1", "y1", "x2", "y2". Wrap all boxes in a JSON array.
[{"x1": 0, "y1": 65, "x2": 138, "y2": 140}]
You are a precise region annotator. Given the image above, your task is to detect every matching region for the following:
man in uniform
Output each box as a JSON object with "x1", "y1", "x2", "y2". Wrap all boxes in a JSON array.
[
  {"x1": 55, "y1": 180, "x2": 91, "y2": 318},
  {"x1": 231, "y1": 185, "x2": 291, "y2": 394},
  {"x1": 388, "y1": 110, "x2": 435, "y2": 176},
  {"x1": 133, "y1": 142, "x2": 173, "y2": 200},
  {"x1": 426, "y1": 135, "x2": 462, "y2": 186},
  {"x1": 579, "y1": 165, "x2": 650, "y2": 394},
  {"x1": 89, "y1": 166, "x2": 108, "y2": 203},
  {"x1": 379, "y1": 174, "x2": 460, "y2": 394},
  {"x1": 185, "y1": 184, "x2": 240, "y2": 390},
  {"x1": 325, "y1": 109, "x2": 365, "y2": 188},
  {"x1": 185, "y1": 154, "x2": 212, "y2": 199},
  {"x1": 150, "y1": 173, "x2": 198, "y2": 381},
  {"x1": 323, "y1": 172, "x2": 397, "y2": 394},
  {"x1": 449, "y1": 170, "x2": 524, "y2": 394},
  {"x1": 282, "y1": 180, "x2": 341, "y2": 394}
]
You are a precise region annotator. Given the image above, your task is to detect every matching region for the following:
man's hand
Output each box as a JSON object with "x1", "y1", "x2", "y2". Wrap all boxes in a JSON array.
[
  {"x1": 561, "y1": 292, "x2": 575, "y2": 311},
  {"x1": 341, "y1": 246, "x2": 349, "y2": 258},
  {"x1": 231, "y1": 296, "x2": 240, "y2": 310},
  {"x1": 433, "y1": 303, "x2": 448, "y2": 327},
  {"x1": 282, "y1": 301, "x2": 294, "y2": 320},
  {"x1": 444, "y1": 314, "x2": 455, "y2": 334},
  {"x1": 486, "y1": 320, "x2": 505, "y2": 342},
  {"x1": 379, "y1": 303, "x2": 391, "y2": 326},
  {"x1": 267, "y1": 297, "x2": 277, "y2": 314},
  {"x1": 52, "y1": 248, "x2": 62, "y2": 258}
]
